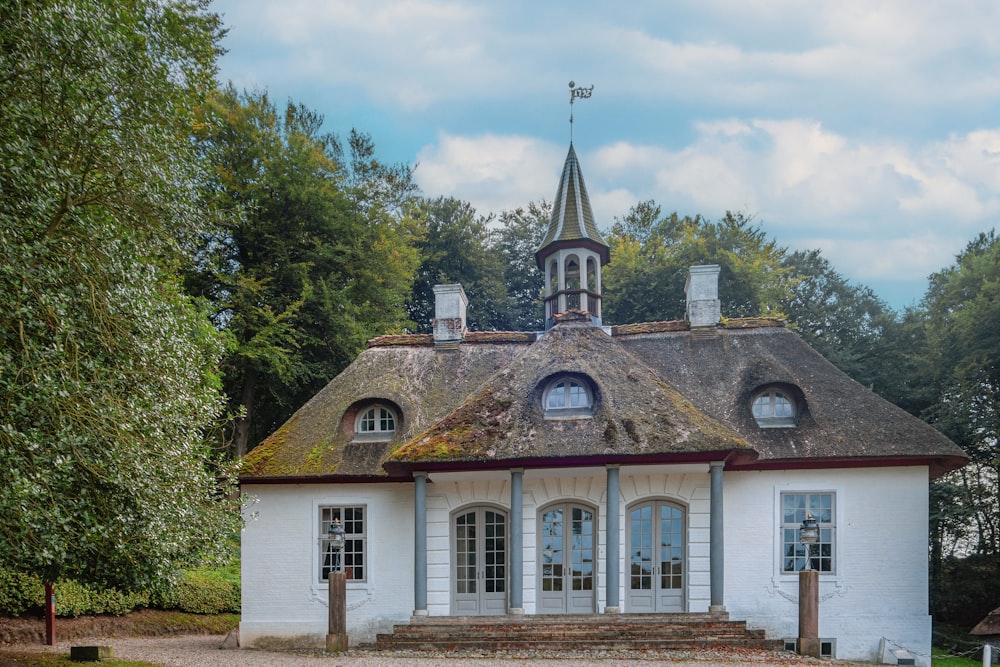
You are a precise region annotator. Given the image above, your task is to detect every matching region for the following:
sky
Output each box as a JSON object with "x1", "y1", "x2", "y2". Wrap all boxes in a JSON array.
[{"x1": 211, "y1": 0, "x2": 1000, "y2": 311}]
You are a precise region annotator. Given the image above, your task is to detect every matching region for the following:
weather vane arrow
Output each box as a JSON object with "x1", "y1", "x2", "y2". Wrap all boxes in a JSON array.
[{"x1": 568, "y1": 81, "x2": 594, "y2": 142}]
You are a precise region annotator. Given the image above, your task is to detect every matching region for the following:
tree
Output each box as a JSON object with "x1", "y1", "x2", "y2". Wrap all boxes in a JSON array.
[
  {"x1": 191, "y1": 88, "x2": 420, "y2": 456},
  {"x1": 781, "y1": 249, "x2": 902, "y2": 394},
  {"x1": 407, "y1": 197, "x2": 508, "y2": 332},
  {"x1": 0, "y1": 0, "x2": 237, "y2": 591},
  {"x1": 602, "y1": 203, "x2": 795, "y2": 324},
  {"x1": 921, "y1": 231, "x2": 1000, "y2": 556},
  {"x1": 491, "y1": 202, "x2": 549, "y2": 331}
]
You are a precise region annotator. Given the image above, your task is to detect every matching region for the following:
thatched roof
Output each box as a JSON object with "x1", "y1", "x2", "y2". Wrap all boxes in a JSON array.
[
  {"x1": 384, "y1": 321, "x2": 752, "y2": 472},
  {"x1": 241, "y1": 318, "x2": 967, "y2": 481},
  {"x1": 616, "y1": 326, "x2": 967, "y2": 476},
  {"x1": 972, "y1": 607, "x2": 1000, "y2": 637},
  {"x1": 241, "y1": 342, "x2": 530, "y2": 479}
]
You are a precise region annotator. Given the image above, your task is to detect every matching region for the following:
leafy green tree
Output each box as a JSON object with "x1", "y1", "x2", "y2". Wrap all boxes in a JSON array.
[
  {"x1": 407, "y1": 197, "x2": 509, "y2": 332},
  {"x1": 492, "y1": 202, "x2": 549, "y2": 331},
  {"x1": 921, "y1": 231, "x2": 1000, "y2": 556},
  {"x1": 603, "y1": 202, "x2": 794, "y2": 324},
  {"x1": 0, "y1": 0, "x2": 237, "y2": 591},
  {"x1": 192, "y1": 88, "x2": 420, "y2": 456},
  {"x1": 781, "y1": 249, "x2": 902, "y2": 394}
]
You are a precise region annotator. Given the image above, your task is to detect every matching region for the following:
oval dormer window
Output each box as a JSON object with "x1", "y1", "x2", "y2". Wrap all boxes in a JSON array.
[
  {"x1": 355, "y1": 405, "x2": 397, "y2": 441},
  {"x1": 751, "y1": 389, "x2": 796, "y2": 428},
  {"x1": 543, "y1": 377, "x2": 593, "y2": 419}
]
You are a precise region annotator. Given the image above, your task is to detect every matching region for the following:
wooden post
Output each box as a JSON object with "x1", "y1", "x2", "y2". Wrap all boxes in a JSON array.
[
  {"x1": 798, "y1": 568, "x2": 820, "y2": 658},
  {"x1": 44, "y1": 582, "x2": 56, "y2": 646},
  {"x1": 326, "y1": 571, "x2": 348, "y2": 653},
  {"x1": 984, "y1": 642, "x2": 992, "y2": 667}
]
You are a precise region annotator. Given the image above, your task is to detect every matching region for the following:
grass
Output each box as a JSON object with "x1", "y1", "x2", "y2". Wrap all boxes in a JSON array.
[
  {"x1": 0, "y1": 650, "x2": 159, "y2": 666},
  {"x1": 933, "y1": 647, "x2": 984, "y2": 667}
]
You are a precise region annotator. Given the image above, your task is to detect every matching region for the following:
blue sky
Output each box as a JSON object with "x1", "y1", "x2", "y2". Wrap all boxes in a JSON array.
[{"x1": 211, "y1": 0, "x2": 1000, "y2": 311}]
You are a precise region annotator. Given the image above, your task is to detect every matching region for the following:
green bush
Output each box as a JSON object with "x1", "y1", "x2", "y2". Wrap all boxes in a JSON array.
[
  {"x1": 52, "y1": 579, "x2": 149, "y2": 617},
  {"x1": 0, "y1": 567, "x2": 43, "y2": 616},
  {"x1": 162, "y1": 569, "x2": 240, "y2": 614},
  {"x1": 0, "y1": 559, "x2": 239, "y2": 617},
  {"x1": 0, "y1": 568, "x2": 148, "y2": 617}
]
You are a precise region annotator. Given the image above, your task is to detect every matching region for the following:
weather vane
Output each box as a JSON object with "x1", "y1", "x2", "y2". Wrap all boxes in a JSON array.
[{"x1": 568, "y1": 81, "x2": 594, "y2": 142}]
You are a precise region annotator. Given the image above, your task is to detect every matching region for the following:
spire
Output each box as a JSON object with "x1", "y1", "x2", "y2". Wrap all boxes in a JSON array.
[
  {"x1": 536, "y1": 144, "x2": 610, "y2": 329},
  {"x1": 535, "y1": 144, "x2": 609, "y2": 269}
]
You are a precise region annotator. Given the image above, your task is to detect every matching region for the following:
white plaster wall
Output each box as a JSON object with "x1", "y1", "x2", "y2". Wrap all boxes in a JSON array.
[
  {"x1": 724, "y1": 467, "x2": 932, "y2": 666},
  {"x1": 240, "y1": 482, "x2": 414, "y2": 648},
  {"x1": 242, "y1": 465, "x2": 933, "y2": 664},
  {"x1": 426, "y1": 467, "x2": 710, "y2": 616}
]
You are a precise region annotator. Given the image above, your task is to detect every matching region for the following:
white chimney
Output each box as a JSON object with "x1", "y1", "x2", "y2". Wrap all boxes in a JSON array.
[
  {"x1": 432, "y1": 284, "x2": 468, "y2": 346},
  {"x1": 685, "y1": 265, "x2": 721, "y2": 328}
]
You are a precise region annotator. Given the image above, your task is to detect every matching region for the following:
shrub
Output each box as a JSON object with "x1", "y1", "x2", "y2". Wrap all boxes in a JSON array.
[
  {"x1": 164, "y1": 569, "x2": 240, "y2": 614},
  {"x1": 0, "y1": 567, "x2": 43, "y2": 616},
  {"x1": 0, "y1": 568, "x2": 148, "y2": 617},
  {"x1": 52, "y1": 579, "x2": 149, "y2": 617}
]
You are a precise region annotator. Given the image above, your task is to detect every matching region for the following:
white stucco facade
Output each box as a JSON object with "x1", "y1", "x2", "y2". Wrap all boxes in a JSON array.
[
  {"x1": 724, "y1": 466, "x2": 932, "y2": 665},
  {"x1": 241, "y1": 464, "x2": 932, "y2": 664},
  {"x1": 240, "y1": 482, "x2": 415, "y2": 648}
]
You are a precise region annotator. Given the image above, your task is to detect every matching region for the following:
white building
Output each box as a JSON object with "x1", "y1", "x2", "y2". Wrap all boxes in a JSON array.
[{"x1": 240, "y1": 143, "x2": 967, "y2": 665}]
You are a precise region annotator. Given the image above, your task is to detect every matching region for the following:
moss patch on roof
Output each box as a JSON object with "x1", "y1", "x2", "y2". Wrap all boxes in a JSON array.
[
  {"x1": 388, "y1": 323, "x2": 751, "y2": 466},
  {"x1": 241, "y1": 343, "x2": 531, "y2": 479}
]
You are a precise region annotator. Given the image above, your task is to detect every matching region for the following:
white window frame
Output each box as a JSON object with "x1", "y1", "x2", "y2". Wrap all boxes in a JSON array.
[
  {"x1": 317, "y1": 504, "x2": 367, "y2": 584},
  {"x1": 543, "y1": 377, "x2": 593, "y2": 419},
  {"x1": 779, "y1": 491, "x2": 836, "y2": 575},
  {"x1": 752, "y1": 388, "x2": 796, "y2": 428},
  {"x1": 354, "y1": 405, "x2": 397, "y2": 441}
]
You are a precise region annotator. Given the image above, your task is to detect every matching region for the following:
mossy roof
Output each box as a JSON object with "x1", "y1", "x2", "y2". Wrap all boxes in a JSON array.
[
  {"x1": 242, "y1": 318, "x2": 967, "y2": 481},
  {"x1": 386, "y1": 322, "x2": 751, "y2": 470},
  {"x1": 241, "y1": 342, "x2": 530, "y2": 479}
]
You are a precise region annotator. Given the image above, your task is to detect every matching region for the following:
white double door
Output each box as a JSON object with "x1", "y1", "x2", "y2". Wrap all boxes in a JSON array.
[
  {"x1": 452, "y1": 507, "x2": 507, "y2": 615},
  {"x1": 627, "y1": 500, "x2": 686, "y2": 612}
]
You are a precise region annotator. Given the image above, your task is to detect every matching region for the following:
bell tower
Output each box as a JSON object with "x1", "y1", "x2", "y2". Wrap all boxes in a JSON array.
[{"x1": 535, "y1": 143, "x2": 610, "y2": 329}]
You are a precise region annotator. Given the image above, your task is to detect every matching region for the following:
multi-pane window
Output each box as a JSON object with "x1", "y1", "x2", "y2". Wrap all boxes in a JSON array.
[
  {"x1": 319, "y1": 505, "x2": 366, "y2": 582},
  {"x1": 544, "y1": 378, "x2": 592, "y2": 417},
  {"x1": 355, "y1": 406, "x2": 395, "y2": 440},
  {"x1": 781, "y1": 493, "x2": 834, "y2": 573},
  {"x1": 752, "y1": 389, "x2": 796, "y2": 427}
]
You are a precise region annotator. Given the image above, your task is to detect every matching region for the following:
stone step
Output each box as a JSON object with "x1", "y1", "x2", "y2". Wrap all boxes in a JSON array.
[
  {"x1": 374, "y1": 613, "x2": 780, "y2": 654},
  {"x1": 378, "y1": 637, "x2": 780, "y2": 652},
  {"x1": 383, "y1": 626, "x2": 762, "y2": 640}
]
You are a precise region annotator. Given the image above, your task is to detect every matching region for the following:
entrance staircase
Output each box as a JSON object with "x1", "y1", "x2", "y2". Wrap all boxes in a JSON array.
[{"x1": 374, "y1": 612, "x2": 783, "y2": 653}]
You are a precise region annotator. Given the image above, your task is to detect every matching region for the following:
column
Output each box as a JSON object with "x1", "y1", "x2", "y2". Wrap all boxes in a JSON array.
[
  {"x1": 413, "y1": 471, "x2": 428, "y2": 617},
  {"x1": 709, "y1": 461, "x2": 725, "y2": 612},
  {"x1": 605, "y1": 465, "x2": 621, "y2": 613},
  {"x1": 509, "y1": 469, "x2": 524, "y2": 614}
]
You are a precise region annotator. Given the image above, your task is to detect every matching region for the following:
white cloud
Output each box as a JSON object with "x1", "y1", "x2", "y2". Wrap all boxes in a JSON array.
[
  {"x1": 213, "y1": 0, "x2": 1000, "y2": 306},
  {"x1": 414, "y1": 133, "x2": 564, "y2": 214}
]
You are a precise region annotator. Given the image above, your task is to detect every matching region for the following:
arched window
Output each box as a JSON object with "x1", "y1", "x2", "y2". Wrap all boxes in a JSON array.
[
  {"x1": 355, "y1": 405, "x2": 397, "y2": 440},
  {"x1": 751, "y1": 389, "x2": 796, "y2": 428},
  {"x1": 543, "y1": 377, "x2": 593, "y2": 419}
]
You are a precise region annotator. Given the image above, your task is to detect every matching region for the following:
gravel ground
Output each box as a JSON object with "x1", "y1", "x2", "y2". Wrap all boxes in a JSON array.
[{"x1": 8, "y1": 635, "x2": 876, "y2": 666}]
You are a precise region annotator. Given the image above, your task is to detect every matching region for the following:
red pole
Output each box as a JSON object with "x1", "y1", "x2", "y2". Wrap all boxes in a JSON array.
[{"x1": 44, "y1": 582, "x2": 55, "y2": 646}]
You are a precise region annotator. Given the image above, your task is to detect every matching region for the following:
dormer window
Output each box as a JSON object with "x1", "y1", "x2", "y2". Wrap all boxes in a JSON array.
[
  {"x1": 355, "y1": 405, "x2": 397, "y2": 441},
  {"x1": 752, "y1": 389, "x2": 796, "y2": 428},
  {"x1": 543, "y1": 377, "x2": 593, "y2": 419}
]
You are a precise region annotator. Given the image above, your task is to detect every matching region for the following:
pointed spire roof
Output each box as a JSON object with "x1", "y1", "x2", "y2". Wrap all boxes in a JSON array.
[{"x1": 536, "y1": 143, "x2": 610, "y2": 268}]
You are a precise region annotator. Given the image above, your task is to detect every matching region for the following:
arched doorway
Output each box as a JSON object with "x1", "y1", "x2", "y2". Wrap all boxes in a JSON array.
[
  {"x1": 627, "y1": 500, "x2": 686, "y2": 612},
  {"x1": 538, "y1": 502, "x2": 596, "y2": 613},
  {"x1": 452, "y1": 506, "x2": 507, "y2": 615}
]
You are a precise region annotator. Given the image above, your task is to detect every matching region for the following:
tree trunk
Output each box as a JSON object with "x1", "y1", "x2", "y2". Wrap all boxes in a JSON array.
[{"x1": 232, "y1": 367, "x2": 257, "y2": 459}]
